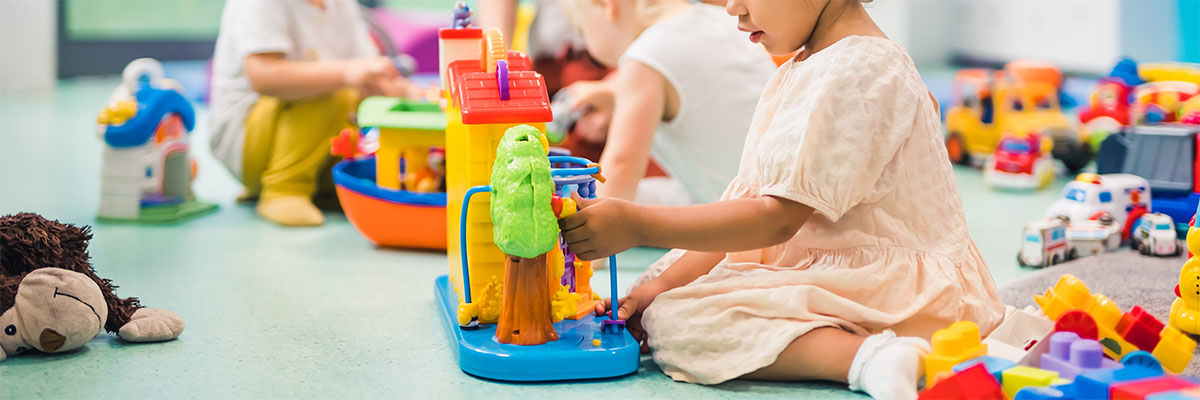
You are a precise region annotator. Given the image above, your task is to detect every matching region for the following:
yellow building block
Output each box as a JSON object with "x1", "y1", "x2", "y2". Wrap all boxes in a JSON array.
[
  {"x1": 925, "y1": 321, "x2": 988, "y2": 387},
  {"x1": 1154, "y1": 327, "x2": 1198, "y2": 374},
  {"x1": 1001, "y1": 366, "x2": 1059, "y2": 398},
  {"x1": 1035, "y1": 274, "x2": 1093, "y2": 321}
]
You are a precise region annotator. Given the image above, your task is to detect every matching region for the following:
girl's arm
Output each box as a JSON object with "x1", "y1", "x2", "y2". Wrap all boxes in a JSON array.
[
  {"x1": 243, "y1": 53, "x2": 397, "y2": 101},
  {"x1": 478, "y1": 0, "x2": 518, "y2": 48},
  {"x1": 595, "y1": 61, "x2": 670, "y2": 201},
  {"x1": 561, "y1": 195, "x2": 813, "y2": 260}
]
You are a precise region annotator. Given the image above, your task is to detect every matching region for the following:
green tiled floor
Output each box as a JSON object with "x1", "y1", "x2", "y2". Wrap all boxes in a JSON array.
[{"x1": 0, "y1": 76, "x2": 1057, "y2": 398}]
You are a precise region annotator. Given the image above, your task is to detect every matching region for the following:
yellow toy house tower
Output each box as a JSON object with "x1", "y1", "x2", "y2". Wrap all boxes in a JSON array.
[{"x1": 440, "y1": 28, "x2": 552, "y2": 318}]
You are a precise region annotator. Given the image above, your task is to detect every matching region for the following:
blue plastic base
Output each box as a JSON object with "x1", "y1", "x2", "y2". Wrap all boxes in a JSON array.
[
  {"x1": 434, "y1": 275, "x2": 639, "y2": 381},
  {"x1": 1151, "y1": 192, "x2": 1200, "y2": 237}
]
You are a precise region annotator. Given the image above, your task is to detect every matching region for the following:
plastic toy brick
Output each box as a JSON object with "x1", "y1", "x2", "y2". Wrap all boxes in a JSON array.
[
  {"x1": 1036, "y1": 274, "x2": 1095, "y2": 321},
  {"x1": 1111, "y1": 376, "x2": 1200, "y2": 400},
  {"x1": 926, "y1": 321, "x2": 989, "y2": 387},
  {"x1": 1117, "y1": 305, "x2": 1166, "y2": 351},
  {"x1": 1072, "y1": 364, "x2": 1165, "y2": 399},
  {"x1": 438, "y1": 27, "x2": 482, "y2": 39},
  {"x1": 1013, "y1": 386, "x2": 1068, "y2": 400},
  {"x1": 1146, "y1": 391, "x2": 1200, "y2": 400},
  {"x1": 918, "y1": 364, "x2": 1006, "y2": 400},
  {"x1": 1152, "y1": 327, "x2": 1197, "y2": 374},
  {"x1": 954, "y1": 356, "x2": 1016, "y2": 383},
  {"x1": 1002, "y1": 366, "x2": 1061, "y2": 398},
  {"x1": 1040, "y1": 331, "x2": 1122, "y2": 380}
]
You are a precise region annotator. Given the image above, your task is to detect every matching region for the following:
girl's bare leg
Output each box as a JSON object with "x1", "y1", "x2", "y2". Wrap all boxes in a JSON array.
[{"x1": 742, "y1": 327, "x2": 862, "y2": 382}]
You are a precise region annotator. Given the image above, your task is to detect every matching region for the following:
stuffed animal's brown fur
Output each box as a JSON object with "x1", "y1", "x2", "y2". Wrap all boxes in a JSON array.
[{"x1": 0, "y1": 213, "x2": 141, "y2": 333}]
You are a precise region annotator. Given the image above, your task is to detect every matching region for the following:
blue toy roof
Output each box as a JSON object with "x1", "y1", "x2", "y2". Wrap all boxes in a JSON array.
[{"x1": 103, "y1": 86, "x2": 195, "y2": 148}]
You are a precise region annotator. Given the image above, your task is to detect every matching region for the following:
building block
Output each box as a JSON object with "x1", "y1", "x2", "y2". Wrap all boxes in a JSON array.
[
  {"x1": 1146, "y1": 391, "x2": 1200, "y2": 400},
  {"x1": 954, "y1": 356, "x2": 1016, "y2": 383},
  {"x1": 1152, "y1": 327, "x2": 1198, "y2": 374},
  {"x1": 1117, "y1": 305, "x2": 1167, "y2": 352},
  {"x1": 985, "y1": 307, "x2": 1054, "y2": 361},
  {"x1": 1003, "y1": 366, "x2": 1061, "y2": 398},
  {"x1": 1040, "y1": 331, "x2": 1122, "y2": 380},
  {"x1": 918, "y1": 364, "x2": 1006, "y2": 400},
  {"x1": 1036, "y1": 274, "x2": 1095, "y2": 321},
  {"x1": 1111, "y1": 376, "x2": 1200, "y2": 400},
  {"x1": 1013, "y1": 386, "x2": 1068, "y2": 400},
  {"x1": 1073, "y1": 365, "x2": 1165, "y2": 399},
  {"x1": 926, "y1": 321, "x2": 989, "y2": 387}
]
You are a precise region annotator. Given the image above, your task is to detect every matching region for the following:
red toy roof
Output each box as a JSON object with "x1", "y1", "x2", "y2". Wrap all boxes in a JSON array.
[
  {"x1": 448, "y1": 53, "x2": 549, "y2": 125},
  {"x1": 438, "y1": 28, "x2": 482, "y2": 39}
]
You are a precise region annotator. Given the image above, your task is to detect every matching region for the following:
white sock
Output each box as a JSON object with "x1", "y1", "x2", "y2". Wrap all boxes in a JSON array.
[{"x1": 847, "y1": 330, "x2": 931, "y2": 400}]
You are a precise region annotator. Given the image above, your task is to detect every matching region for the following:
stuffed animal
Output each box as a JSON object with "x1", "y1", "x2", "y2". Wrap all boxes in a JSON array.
[{"x1": 0, "y1": 213, "x2": 184, "y2": 361}]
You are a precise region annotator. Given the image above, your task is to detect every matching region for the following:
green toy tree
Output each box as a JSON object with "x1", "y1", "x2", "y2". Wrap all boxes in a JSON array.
[{"x1": 490, "y1": 125, "x2": 558, "y2": 345}]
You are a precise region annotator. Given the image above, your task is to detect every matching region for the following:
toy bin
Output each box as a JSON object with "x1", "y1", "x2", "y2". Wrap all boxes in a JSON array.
[{"x1": 332, "y1": 157, "x2": 447, "y2": 249}]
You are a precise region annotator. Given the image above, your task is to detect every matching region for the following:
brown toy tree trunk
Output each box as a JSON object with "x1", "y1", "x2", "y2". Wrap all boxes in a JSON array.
[{"x1": 496, "y1": 253, "x2": 558, "y2": 345}]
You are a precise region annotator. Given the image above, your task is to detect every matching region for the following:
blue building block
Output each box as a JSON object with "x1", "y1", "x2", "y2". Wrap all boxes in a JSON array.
[
  {"x1": 955, "y1": 356, "x2": 1017, "y2": 383},
  {"x1": 1014, "y1": 386, "x2": 1067, "y2": 400},
  {"x1": 1072, "y1": 365, "x2": 1164, "y2": 399}
]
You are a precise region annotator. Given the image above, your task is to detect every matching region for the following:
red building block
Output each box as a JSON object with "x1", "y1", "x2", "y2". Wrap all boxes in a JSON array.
[
  {"x1": 1111, "y1": 376, "x2": 1200, "y2": 400},
  {"x1": 918, "y1": 364, "x2": 1006, "y2": 400},
  {"x1": 1116, "y1": 305, "x2": 1167, "y2": 352}
]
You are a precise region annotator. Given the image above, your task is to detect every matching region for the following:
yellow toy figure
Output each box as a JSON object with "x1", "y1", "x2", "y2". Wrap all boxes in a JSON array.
[{"x1": 1170, "y1": 222, "x2": 1200, "y2": 334}]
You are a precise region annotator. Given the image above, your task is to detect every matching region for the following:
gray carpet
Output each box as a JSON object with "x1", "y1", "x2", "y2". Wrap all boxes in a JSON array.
[{"x1": 999, "y1": 250, "x2": 1200, "y2": 376}]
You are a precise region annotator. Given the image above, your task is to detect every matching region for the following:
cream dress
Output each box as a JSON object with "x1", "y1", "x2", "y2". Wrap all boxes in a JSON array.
[{"x1": 638, "y1": 36, "x2": 1005, "y2": 385}]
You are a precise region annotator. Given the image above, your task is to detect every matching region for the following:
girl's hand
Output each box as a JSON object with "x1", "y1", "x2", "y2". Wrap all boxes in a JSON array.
[
  {"x1": 565, "y1": 79, "x2": 615, "y2": 115},
  {"x1": 594, "y1": 279, "x2": 666, "y2": 353},
  {"x1": 559, "y1": 195, "x2": 643, "y2": 261}
]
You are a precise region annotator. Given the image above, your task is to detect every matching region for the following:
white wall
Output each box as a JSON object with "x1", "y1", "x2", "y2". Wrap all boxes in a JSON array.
[{"x1": 0, "y1": 0, "x2": 56, "y2": 93}]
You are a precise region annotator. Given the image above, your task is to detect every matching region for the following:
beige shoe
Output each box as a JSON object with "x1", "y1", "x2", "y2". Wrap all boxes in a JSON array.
[{"x1": 257, "y1": 195, "x2": 324, "y2": 227}]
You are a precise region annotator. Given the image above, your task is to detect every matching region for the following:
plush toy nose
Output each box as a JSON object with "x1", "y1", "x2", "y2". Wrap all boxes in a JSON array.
[{"x1": 39, "y1": 329, "x2": 66, "y2": 352}]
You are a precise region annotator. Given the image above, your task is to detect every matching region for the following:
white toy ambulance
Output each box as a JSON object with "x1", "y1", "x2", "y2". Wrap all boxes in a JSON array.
[
  {"x1": 1132, "y1": 213, "x2": 1181, "y2": 256},
  {"x1": 1019, "y1": 218, "x2": 1071, "y2": 268},
  {"x1": 1046, "y1": 173, "x2": 1152, "y2": 231}
]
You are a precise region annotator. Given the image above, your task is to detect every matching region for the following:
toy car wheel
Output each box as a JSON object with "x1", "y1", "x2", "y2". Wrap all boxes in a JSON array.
[
  {"x1": 1055, "y1": 309, "x2": 1099, "y2": 340},
  {"x1": 945, "y1": 133, "x2": 970, "y2": 166},
  {"x1": 1175, "y1": 240, "x2": 1184, "y2": 256},
  {"x1": 1068, "y1": 248, "x2": 1078, "y2": 260},
  {"x1": 1051, "y1": 254, "x2": 1061, "y2": 265},
  {"x1": 1016, "y1": 254, "x2": 1030, "y2": 268},
  {"x1": 1121, "y1": 350, "x2": 1164, "y2": 373},
  {"x1": 1051, "y1": 133, "x2": 1093, "y2": 174}
]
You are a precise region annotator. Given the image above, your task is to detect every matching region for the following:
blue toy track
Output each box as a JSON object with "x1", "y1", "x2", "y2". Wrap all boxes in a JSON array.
[{"x1": 434, "y1": 155, "x2": 638, "y2": 381}]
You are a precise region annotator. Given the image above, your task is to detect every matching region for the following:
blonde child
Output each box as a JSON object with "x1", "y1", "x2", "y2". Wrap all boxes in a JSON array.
[
  {"x1": 557, "y1": 0, "x2": 776, "y2": 205},
  {"x1": 210, "y1": 0, "x2": 417, "y2": 226},
  {"x1": 561, "y1": 0, "x2": 1005, "y2": 398}
]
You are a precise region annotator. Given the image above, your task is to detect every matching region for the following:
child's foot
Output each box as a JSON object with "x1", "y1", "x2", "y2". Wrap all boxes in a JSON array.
[
  {"x1": 848, "y1": 330, "x2": 929, "y2": 400},
  {"x1": 257, "y1": 195, "x2": 324, "y2": 227}
]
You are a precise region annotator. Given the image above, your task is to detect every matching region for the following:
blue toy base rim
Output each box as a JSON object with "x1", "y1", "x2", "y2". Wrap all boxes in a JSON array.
[{"x1": 434, "y1": 275, "x2": 640, "y2": 382}]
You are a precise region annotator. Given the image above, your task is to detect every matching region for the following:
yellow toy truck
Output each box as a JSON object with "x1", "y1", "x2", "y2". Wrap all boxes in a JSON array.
[{"x1": 944, "y1": 66, "x2": 1092, "y2": 173}]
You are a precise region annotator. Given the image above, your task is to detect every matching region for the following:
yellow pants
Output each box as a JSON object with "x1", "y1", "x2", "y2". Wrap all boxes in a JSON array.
[{"x1": 242, "y1": 89, "x2": 359, "y2": 199}]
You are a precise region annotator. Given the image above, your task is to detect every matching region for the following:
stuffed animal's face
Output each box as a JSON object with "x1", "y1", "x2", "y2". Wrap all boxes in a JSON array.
[{"x1": 0, "y1": 268, "x2": 107, "y2": 361}]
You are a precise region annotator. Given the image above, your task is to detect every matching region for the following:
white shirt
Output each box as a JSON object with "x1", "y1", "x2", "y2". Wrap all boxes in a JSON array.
[
  {"x1": 208, "y1": 0, "x2": 377, "y2": 178},
  {"x1": 620, "y1": 4, "x2": 776, "y2": 204}
]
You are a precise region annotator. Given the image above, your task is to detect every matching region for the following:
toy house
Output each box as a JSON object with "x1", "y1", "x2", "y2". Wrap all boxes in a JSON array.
[{"x1": 95, "y1": 58, "x2": 217, "y2": 223}]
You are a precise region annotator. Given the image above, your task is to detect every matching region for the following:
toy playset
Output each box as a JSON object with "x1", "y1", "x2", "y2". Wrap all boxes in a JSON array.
[
  {"x1": 331, "y1": 97, "x2": 450, "y2": 250},
  {"x1": 920, "y1": 273, "x2": 1198, "y2": 399},
  {"x1": 426, "y1": 12, "x2": 636, "y2": 381},
  {"x1": 95, "y1": 58, "x2": 217, "y2": 223},
  {"x1": 1081, "y1": 61, "x2": 1200, "y2": 148},
  {"x1": 945, "y1": 61, "x2": 1091, "y2": 174}
]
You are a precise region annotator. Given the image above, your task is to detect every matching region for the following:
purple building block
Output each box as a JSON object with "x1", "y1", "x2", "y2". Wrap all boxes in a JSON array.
[{"x1": 1040, "y1": 331, "x2": 1122, "y2": 380}]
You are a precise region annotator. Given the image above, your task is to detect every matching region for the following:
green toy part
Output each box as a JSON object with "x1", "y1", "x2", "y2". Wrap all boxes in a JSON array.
[{"x1": 490, "y1": 125, "x2": 557, "y2": 259}]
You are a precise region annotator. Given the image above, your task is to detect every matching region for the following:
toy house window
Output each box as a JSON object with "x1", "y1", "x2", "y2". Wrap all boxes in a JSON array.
[{"x1": 1098, "y1": 192, "x2": 1112, "y2": 203}]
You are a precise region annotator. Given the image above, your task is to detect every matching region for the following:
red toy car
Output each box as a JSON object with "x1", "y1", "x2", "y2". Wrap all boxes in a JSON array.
[{"x1": 985, "y1": 132, "x2": 1056, "y2": 190}]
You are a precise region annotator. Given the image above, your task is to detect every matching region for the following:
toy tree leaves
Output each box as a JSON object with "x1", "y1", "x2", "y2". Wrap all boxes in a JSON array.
[{"x1": 490, "y1": 125, "x2": 556, "y2": 258}]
